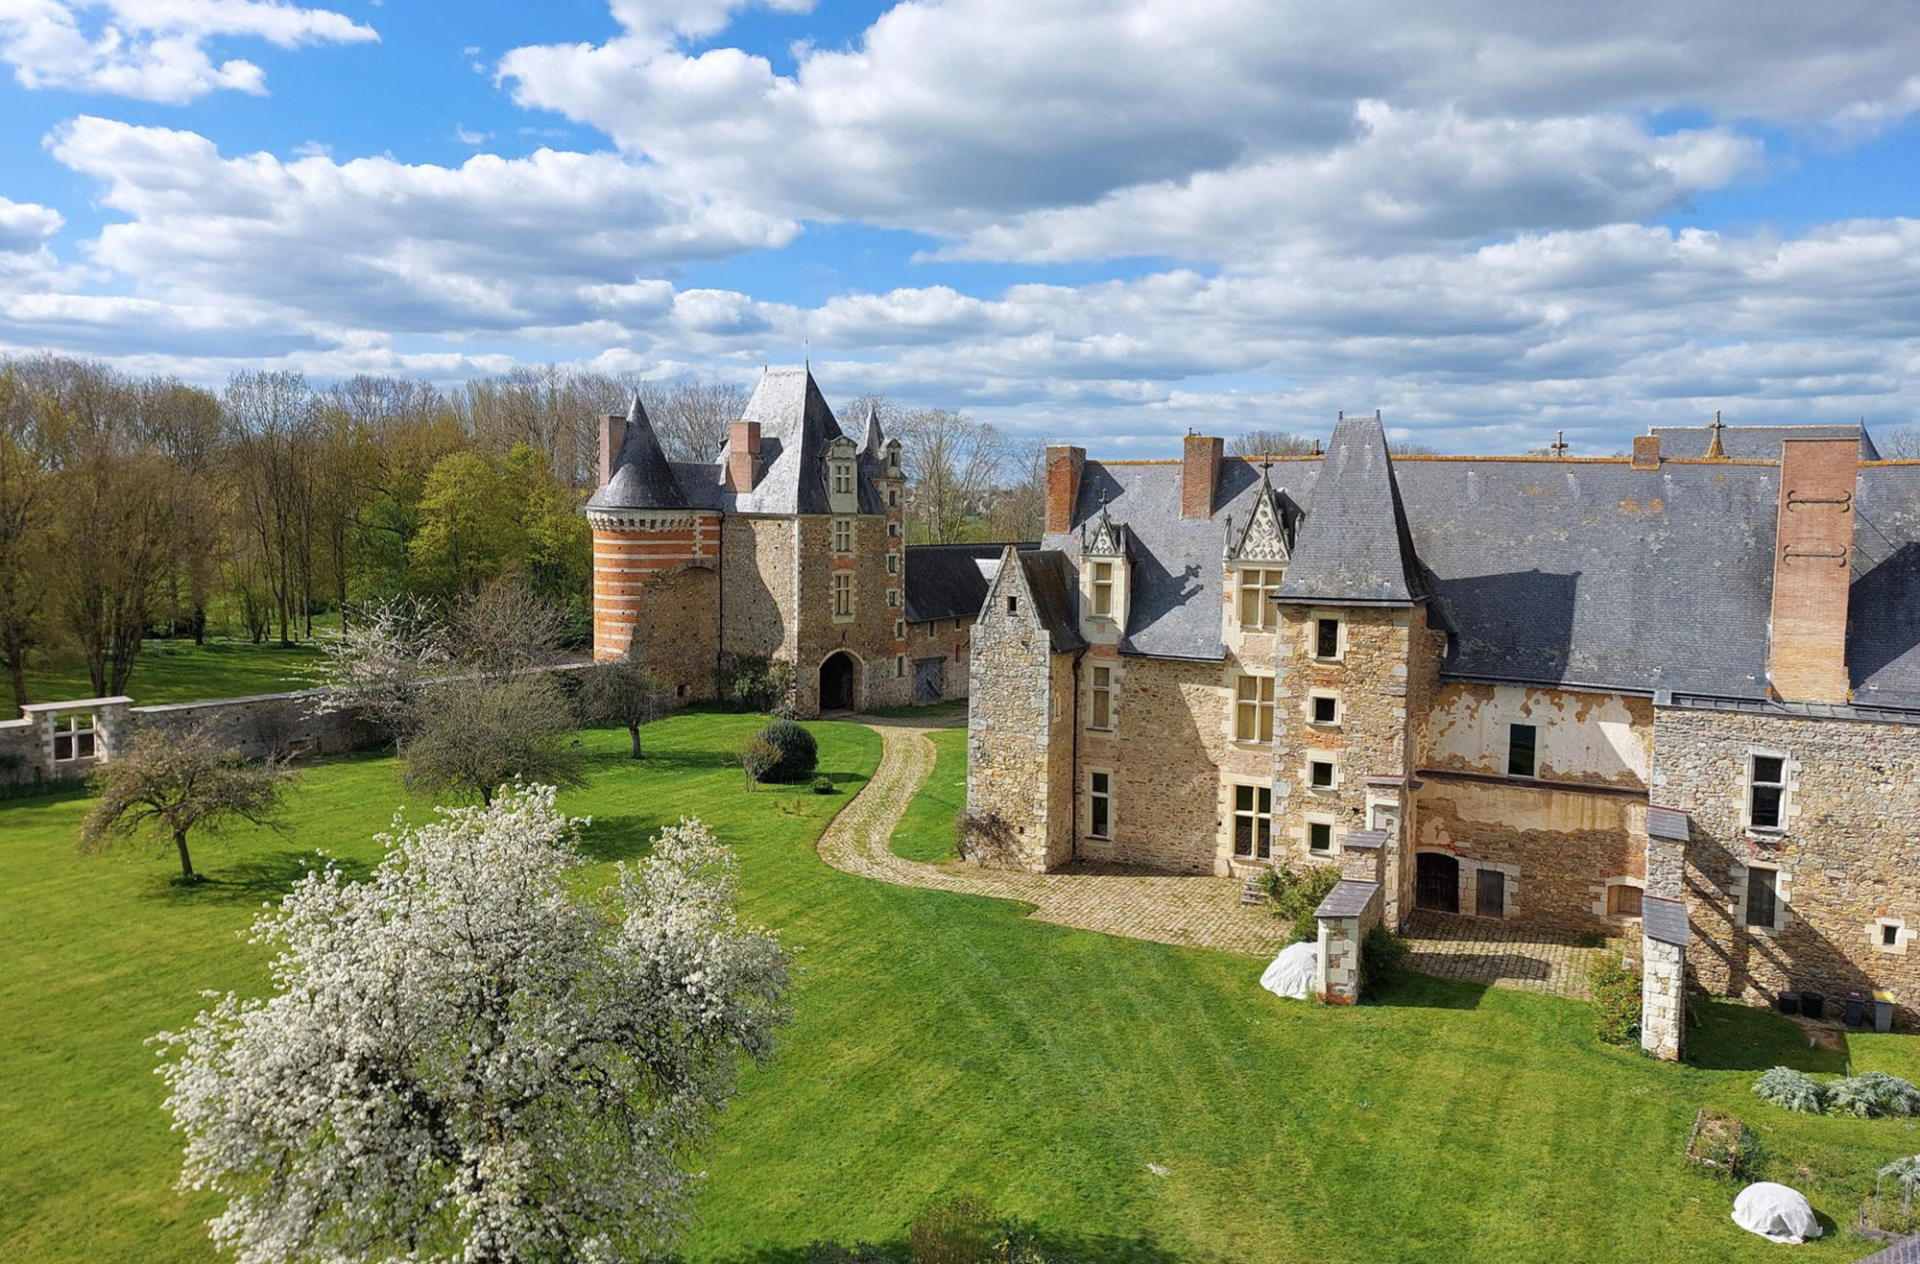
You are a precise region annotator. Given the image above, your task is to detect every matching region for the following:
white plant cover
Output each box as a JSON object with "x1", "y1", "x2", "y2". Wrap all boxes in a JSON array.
[
  {"x1": 1732, "y1": 1182, "x2": 1823, "y2": 1244},
  {"x1": 1260, "y1": 941, "x2": 1319, "y2": 999},
  {"x1": 152, "y1": 786, "x2": 792, "y2": 1264}
]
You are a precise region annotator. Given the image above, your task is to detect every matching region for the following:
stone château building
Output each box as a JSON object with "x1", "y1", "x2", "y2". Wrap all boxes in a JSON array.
[
  {"x1": 585, "y1": 364, "x2": 998, "y2": 715},
  {"x1": 962, "y1": 412, "x2": 1920, "y2": 1056}
]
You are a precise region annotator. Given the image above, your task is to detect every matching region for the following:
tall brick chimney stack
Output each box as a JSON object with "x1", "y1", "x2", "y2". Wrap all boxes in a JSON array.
[
  {"x1": 725, "y1": 421, "x2": 762, "y2": 491},
  {"x1": 1767, "y1": 437, "x2": 1858, "y2": 704},
  {"x1": 1630, "y1": 434, "x2": 1662, "y2": 471},
  {"x1": 1045, "y1": 445, "x2": 1085, "y2": 534},
  {"x1": 1182, "y1": 432, "x2": 1223, "y2": 519},
  {"x1": 598, "y1": 413, "x2": 627, "y2": 487}
]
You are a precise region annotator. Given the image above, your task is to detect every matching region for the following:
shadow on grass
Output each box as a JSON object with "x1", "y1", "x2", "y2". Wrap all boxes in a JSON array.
[
  {"x1": 707, "y1": 1227, "x2": 1203, "y2": 1264},
  {"x1": 143, "y1": 849, "x2": 370, "y2": 905},
  {"x1": 576, "y1": 813, "x2": 666, "y2": 864},
  {"x1": 1687, "y1": 997, "x2": 1851, "y2": 1073},
  {"x1": 1368, "y1": 968, "x2": 1493, "y2": 1011},
  {"x1": 582, "y1": 746, "x2": 735, "y2": 775}
]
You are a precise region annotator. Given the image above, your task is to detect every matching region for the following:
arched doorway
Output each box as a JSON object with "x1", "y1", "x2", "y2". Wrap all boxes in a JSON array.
[
  {"x1": 1415, "y1": 852, "x2": 1461, "y2": 914},
  {"x1": 819, "y1": 651, "x2": 858, "y2": 713}
]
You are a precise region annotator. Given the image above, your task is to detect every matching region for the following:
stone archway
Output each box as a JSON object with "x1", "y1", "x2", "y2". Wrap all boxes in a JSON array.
[{"x1": 819, "y1": 651, "x2": 859, "y2": 713}]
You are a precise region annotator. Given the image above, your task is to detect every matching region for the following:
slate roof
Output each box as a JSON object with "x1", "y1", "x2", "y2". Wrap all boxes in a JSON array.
[
  {"x1": 1017, "y1": 550, "x2": 1085, "y2": 653},
  {"x1": 1642, "y1": 895, "x2": 1690, "y2": 948},
  {"x1": 1041, "y1": 437, "x2": 1920, "y2": 709},
  {"x1": 903, "y1": 543, "x2": 1035, "y2": 624},
  {"x1": 709, "y1": 366, "x2": 879, "y2": 515},
  {"x1": 1646, "y1": 805, "x2": 1690, "y2": 843},
  {"x1": 1652, "y1": 422, "x2": 1880, "y2": 461},
  {"x1": 1314, "y1": 879, "x2": 1381, "y2": 919},
  {"x1": 586, "y1": 396, "x2": 687, "y2": 512},
  {"x1": 1275, "y1": 412, "x2": 1424, "y2": 606}
]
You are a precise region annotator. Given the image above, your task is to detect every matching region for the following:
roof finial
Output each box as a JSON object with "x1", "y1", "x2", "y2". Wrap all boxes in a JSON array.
[
  {"x1": 1549, "y1": 429, "x2": 1568, "y2": 458},
  {"x1": 1706, "y1": 409, "x2": 1726, "y2": 459}
]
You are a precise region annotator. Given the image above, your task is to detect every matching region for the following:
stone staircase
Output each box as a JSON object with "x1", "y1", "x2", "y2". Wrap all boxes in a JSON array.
[{"x1": 1239, "y1": 874, "x2": 1268, "y2": 907}]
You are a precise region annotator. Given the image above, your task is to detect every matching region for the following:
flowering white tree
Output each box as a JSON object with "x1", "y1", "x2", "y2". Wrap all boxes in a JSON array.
[{"x1": 155, "y1": 786, "x2": 791, "y2": 1264}]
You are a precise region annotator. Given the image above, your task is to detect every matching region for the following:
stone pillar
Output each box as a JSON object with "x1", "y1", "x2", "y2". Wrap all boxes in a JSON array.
[
  {"x1": 1314, "y1": 878, "x2": 1383, "y2": 1004},
  {"x1": 1641, "y1": 895, "x2": 1690, "y2": 1061}
]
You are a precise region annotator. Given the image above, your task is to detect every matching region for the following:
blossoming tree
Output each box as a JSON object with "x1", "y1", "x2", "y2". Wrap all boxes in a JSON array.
[{"x1": 155, "y1": 785, "x2": 791, "y2": 1263}]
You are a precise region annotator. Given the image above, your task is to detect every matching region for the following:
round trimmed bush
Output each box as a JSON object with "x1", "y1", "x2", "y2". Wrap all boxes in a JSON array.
[
  {"x1": 754, "y1": 719, "x2": 818, "y2": 783},
  {"x1": 811, "y1": 775, "x2": 835, "y2": 795}
]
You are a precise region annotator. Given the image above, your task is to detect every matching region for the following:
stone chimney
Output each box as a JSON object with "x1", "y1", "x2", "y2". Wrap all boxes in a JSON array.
[
  {"x1": 1182, "y1": 433, "x2": 1223, "y2": 519},
  {"x1": 725, "y1": 421, "x2": 762, "y2": 492},
  {"x1": 1045, "y1": 445, "x2": 1085, "y2": 535},
  {"x1": 598, "y1": 413, "x2": 627, "y2": 487},
  {"x1": 1768, "y1": 437, "x2": 1857, "y2": 703},
  {"x1": 1630, "y1": 434, "x2": 1661, "y2": 471}
]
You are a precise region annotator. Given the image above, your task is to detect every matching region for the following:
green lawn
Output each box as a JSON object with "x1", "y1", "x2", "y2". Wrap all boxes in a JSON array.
[
  {"x1": 21, "y1": 636, "x2": 326, "y2": 708},
  {"x1": 888, "y1": 726, "x2": 968, "y2": 862},
  {"x1": 2, "y1": 712, "x2": 1917, "y2": 1263}
]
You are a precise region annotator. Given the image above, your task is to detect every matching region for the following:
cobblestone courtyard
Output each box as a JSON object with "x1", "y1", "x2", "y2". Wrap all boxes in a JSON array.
[{"x1": 821, "y1": 717, "x2": 1613, "y2": 998}]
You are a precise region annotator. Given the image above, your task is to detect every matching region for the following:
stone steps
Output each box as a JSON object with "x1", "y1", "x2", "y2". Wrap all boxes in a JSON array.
[{"x1": 1239, "y1": 876, "x2": 1268, "y2": 907}]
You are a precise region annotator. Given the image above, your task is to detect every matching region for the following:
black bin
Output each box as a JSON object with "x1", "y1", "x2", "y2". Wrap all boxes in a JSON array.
[
  {"x1": 1801, "y1": 993, "x2": 1825, "y2": 1021},
  {"x1": 1777, "y1": 992, "x2": 1801, "y2": 1016},
  {"x1": 1845, "y1": 991, "x2": 1869, "y2": 1027}
]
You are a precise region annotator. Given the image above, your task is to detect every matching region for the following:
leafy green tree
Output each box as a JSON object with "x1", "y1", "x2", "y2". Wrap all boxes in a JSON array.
[
  {"x1": 577, "y1": 655, "x2": 668, "y2": 759},
  {"x1": 81, "y1": 724, "x2": 294, "y2": 882}
]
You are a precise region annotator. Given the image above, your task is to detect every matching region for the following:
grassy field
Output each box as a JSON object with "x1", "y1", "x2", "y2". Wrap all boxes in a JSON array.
[
  {"x1": 3, "y1": 712, "x2": 1918, "y2": 1263},
  {"x1": 888, "y1": 725, "x2": 968, "y2": 862},
  {"x1": 20, "y1": 636, "x2": 327, "y2": 708}
]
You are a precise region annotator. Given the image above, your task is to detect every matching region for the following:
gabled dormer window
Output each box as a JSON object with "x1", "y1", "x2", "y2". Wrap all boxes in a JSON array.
[
  {"x1": 1090, "y1": 561, "x2": 1115, "y2": 617},
  {"x1": 832, "y1": 464, "x2": 854, "y2": 495}
]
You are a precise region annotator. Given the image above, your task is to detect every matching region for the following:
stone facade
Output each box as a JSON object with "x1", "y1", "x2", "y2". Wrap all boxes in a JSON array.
[
  {"x1": 1075, "y1": 654, "x2": 1223, "y2": 872},
  {"x1": 1651, "y1": 704, "x2": 1920, "y2": 1027},
  {"x1": 1641, "y1": 930, "x2": 1686, "y2": 1061}
]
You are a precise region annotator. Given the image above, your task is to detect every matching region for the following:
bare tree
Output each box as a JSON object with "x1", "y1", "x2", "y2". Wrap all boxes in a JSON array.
[
  {"x1": 577, "y1": 654, "x2": 668, "y2": 758},
  {"x1": 81, "y1": 724, "x2": 294, "y2": 882},
  {"x1": 1879, "y1": 427, "x2": 1920, "y2": 459},
  {"x1": 1227, "y1": 429, "x2": 1318, "y2": 457},
  {"x1": 225, "y1": 371, "x2": 318, "y2": 644},
  {"x1": 401, "y1": 673, "x2": 588, "y2": 805},
  {"x1": 644, "y1": 378, "x2": 749, "y2": 463},
  {"x1": 989, "y1": 436, "x2": 1050, "y2": 542},
  {"x1": 443, "y1": 577, "x2": 577, "y2": 682},
  {"x1": 895, "y1": 408, "x2": 1005, "y2": 544}
]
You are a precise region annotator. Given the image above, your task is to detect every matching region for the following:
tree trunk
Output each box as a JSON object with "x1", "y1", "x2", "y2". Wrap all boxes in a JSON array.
[
  {"x1": 6, "y1": 658, "x2": 25, "y2": 716},
  {"x1": 628, "y1": 723, "x2": 643, "y2": 759},
  {"x1": 172, "y1": 827, "x2": 196, "y2": 882}
]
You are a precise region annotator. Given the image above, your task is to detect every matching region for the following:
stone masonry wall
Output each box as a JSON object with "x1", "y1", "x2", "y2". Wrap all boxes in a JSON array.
[
  {"x1": 1412, "y1": 776, "x2": 1646, "y2": 936},
  {"x1": 966, "y1": 566, "x2": 1069, "y2": 871},
  {"x1": 1074, "y1": 653, "x2": 1224, "y2": 873},
  {"x1": 1641, "y1": 935, "x2": 1686, "y2": 1060},
  {"x1": 626, "y1": 564, "x2": 720, "y2": 704},
  {"x1": 1651, "y1": 704, "x2": 1920, "y2": 1026},
  {"x1": 905, "y1": 617, "x2": 974, "y2": 701},
  {"x1": 1421, "y1": 682, "x2": 1652, "y2": 789},
  {"x1": 720, "y1": 515, "x2": 799, "y2": 663},
  {"x1": 795, "y1": 512, "x2": 912, "y2": 714}
]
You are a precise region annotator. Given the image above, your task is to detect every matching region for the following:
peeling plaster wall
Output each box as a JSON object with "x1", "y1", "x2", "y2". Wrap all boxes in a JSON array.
[{"x1": 1421, "y1": 681, "x2": 1652, "y2": 789}]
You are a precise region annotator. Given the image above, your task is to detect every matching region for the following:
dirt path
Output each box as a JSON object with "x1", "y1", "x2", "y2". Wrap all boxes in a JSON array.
[{"x1": 819, "y1": 716, "x2": 1287, "y2": 958}]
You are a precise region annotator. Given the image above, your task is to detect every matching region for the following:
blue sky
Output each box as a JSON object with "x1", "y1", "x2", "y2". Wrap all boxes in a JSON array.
[{"x1": 3, "y1": 0, "x2": 1919, "y2": 454}]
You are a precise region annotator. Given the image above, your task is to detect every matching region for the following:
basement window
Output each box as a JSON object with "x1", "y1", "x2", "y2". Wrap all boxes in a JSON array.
[
  {"x1": 1507, "y1": 723, "x2": 1537, "y2": 778},
  {"x1": 1748, "y1": 753, "x2": 1787, "y2": 831},
  {"x1": 1745, "y1": 866, "x2": 1780, "y2": 930}
]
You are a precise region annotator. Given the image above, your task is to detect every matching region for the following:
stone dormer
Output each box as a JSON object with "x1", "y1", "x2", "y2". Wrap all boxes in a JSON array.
[
  {"x1": 825, "y1": 434, "x2": 860, "y2": 515},
  {"x1": 1079, "y1": 495, "x2": 1131, "y2": 642},
  {"x1": 1224, "y1": 459, "x2": 1293, "y2": 567}
]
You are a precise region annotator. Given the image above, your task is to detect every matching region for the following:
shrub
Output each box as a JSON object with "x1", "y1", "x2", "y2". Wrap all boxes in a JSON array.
[
  {"x1": 1829, "y1": 1071, "x2": 1920, "y2": 1119},
  {"x1": 755, "y1": 719, "x2": 819, "y2": 783},
  {"x1": 1359, "y1": 924, "x2": 1409, "y2": 996},
  {"x1": 1588, "y1": 954, "x2": 1643, "y2": 1045},
  {"x1": 720, "y1": 654, "x2": 797, "y2": 717},
  {"x1": 738, "y1": 733, "x2": 781, "y2": 787},
  {"x1": 958, "y1": 809, "x2": 1019, "y2": 865},
  {"x1": 1260, "y1": 864, "x2": 1343, "y2": 945},
  {"x1": 909, "y1": 1196, "x2": 995, "y2": 1264},
  {"x1": 1753, "y1": 1066, "x2": 1828, "y2": 1114},
  {"x1": 1875, "y1": 1155, "x2": 1920, "y2": 1232},
  {"x1": 812, "y1": 775, "x2": 835, "y2": 795}
]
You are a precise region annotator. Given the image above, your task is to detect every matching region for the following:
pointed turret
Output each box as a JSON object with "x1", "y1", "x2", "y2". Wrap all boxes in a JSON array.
[
  {"x1": 857, "y1": 401, "x2": 885, "y2": 457},
  {"x1": 1276, "y1": 411, "x2": 1424, "y2": 605},
  {"x1": 588, "y1": 394, "x2": 687, "y2": 511}
]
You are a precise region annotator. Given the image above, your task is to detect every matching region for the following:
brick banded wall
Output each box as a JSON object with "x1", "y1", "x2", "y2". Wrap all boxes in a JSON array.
[{"x1": 590, "y1": 510, "x2": 722, "y2": 662}]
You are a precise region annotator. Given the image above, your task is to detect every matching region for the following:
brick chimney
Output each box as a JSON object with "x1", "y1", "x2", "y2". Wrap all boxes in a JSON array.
[
  {"x1": 1767, "y1": 437, "x2": 1857, "y2": 704},
  {"x1": 1045, "y1": 445, "x2": 1085, "y2": 535},
  {"x1": 1182, "y1": 433, "x2": 1223, "y2": 519},
  {"x1": 598, "y1": 413, "x2": 626, "y2": 487},
  {"x1": 725, "y1": 421, "x2": 762, "y2": 492},
  {"x1": 1630, "y1": 434, "x2": 1661, "y2": 471}
]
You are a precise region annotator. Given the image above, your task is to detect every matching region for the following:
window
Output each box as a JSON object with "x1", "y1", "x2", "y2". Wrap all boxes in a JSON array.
[
  {"x1": 831, "y1": 462, "x2": 854, "y2": 495},
  {"x1": 1314, "y1": 617, "x2": 1341, "y2": 659},
  {"x1": 1232, "y1": 784, "x2": 1273, "y2": 860},
  {"x1": 895, "y1": 619, "x2": 906, "y2": 639},
  {"x1": 889, "y1": 522, "x2": 900, "y2": 538},
  {"x1": 52, "y1": 713, "x2": 96, "y2": 762},
  {"x1": 896, "y1": 655, "x2": 905, "y2": 678},
  {"x1": 1237, "y1": 568, "x2": 1284, "y2": 629},
  {"x1": 1308, "y1": 820, "x2": 1333, "y2": 853},
  {"x1": 1090, "y1": 561, "x2": 1115, "y2": 617},
  {"x1": 887, "y1": 553, "x2": 898, "y2": 574},
  {"x1": 1745, "y1": 866, "x2": 1779, "y2": 929},
  {"x1": 1088, "y1": 771, "x2": 1112, "y2": 839},
  {"x1": 1090, "y1": 665, "x2": 1113, "y2": 730},
  {"x1": 1308, "y1": 758, "x2": 1335, "y2": 789},
  {"x1": 1310, "y1": 692, "x2": 1339, "y2": 725},
  {"x1": 1749, "y1": 753, "x2": 1787, "y2": 830},
  {"x1": 1233, "y1": 675, "x2": 1275, "y2": 743},
  {"x1": 887, "y1": 589, "x2": 899, "y2": 608},
  {"x1": 1006, "y1": 596, "x2": 1018, "y2": 616},
  {"x1": 832, "y1": 517, "x2": 853, "y2": 554},
  {"x1": 1507, "y1": 723, "x2": 1537, "y2": 778},
  {"x1": 1886, "y1": 924, "x2": 1903, "y2": 948},
  {"x1": 1607, "y1": 883, "x2": 1644, "y2": 918},
  {"x1": 888, "y1": 488, "x2": 899, "y2": 506},
  {"x1": 832, "y1": 572, "x2": 853, "y2": 619}
]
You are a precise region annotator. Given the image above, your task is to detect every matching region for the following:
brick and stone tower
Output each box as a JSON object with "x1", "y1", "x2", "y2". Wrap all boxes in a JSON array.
[{"x1": 585, "y1": 395, "x2": 721, "y2": 698}]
